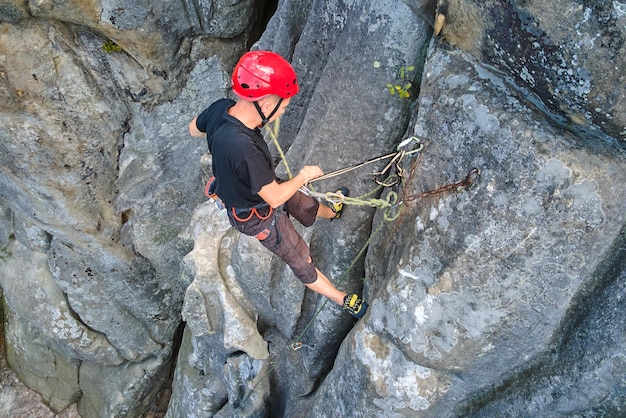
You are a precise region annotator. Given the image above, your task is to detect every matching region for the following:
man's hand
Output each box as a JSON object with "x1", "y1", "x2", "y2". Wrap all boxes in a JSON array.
[
  {"x1": 259, "y1": 165, "x2": 324, "y2": 208},
  {"x1": 298, "y1": 165, "x2": 323, "y2": 184}
]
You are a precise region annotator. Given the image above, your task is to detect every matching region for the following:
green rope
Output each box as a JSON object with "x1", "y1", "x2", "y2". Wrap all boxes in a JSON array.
[
  {"x1": 246, "y1": 198, "x2": 403, "y2": 397},
  {"x1": 234, "y1": 122, "x2": 416, "y2": 409},
  {"x1": 266, "y1": 119, "x2": 294, "y2": 179},
  {"x1": 265, "y1": 120, "x2": 422, "y2": 211}
]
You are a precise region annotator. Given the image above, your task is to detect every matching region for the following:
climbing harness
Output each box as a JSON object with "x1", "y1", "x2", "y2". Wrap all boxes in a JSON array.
[
  {"x1": 230, "y1": 204, "x2": 273, "y2": 223},
  {"x1": 252, "y1": 207, "x2": 281, "y2": 241},
  {"x1": 205, "y1": 175, "x2": 275, "y2": 232}
]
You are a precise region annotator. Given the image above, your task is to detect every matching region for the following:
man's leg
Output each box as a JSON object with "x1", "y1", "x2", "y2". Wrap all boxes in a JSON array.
[
  {"x1": 316, "y1": 205, "x2": 335, "y2": 219},
  {"x1": 260, "y1": 198, "x2": 368, "y2": 317},
  {"x1": 305, "y1": 268, "x2": 346, "y2": 305},
  {"x1": 285, "y1": 188, "x2": 347, "y2": 224},
  {"x1": 305, "y1": 268, "x2": 368, "y2": 319}
]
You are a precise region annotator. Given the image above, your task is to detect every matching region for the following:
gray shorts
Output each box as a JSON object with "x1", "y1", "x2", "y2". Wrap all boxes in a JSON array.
[{"x1": 229, "y1": 190, "x2": 320, "y2": 284}]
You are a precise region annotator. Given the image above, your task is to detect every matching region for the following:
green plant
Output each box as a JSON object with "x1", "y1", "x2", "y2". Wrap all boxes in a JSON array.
[
  {"x1": 0, "y1": 246, "x2": 11, "y2": 262},
  {"x1": 0, "y1": 234, "x2": 14, "y2": 262},
  {"x1": 386, "y1": 65, "x2": 415, "y2": 99},
  {"x1": 102, "y1": 40, "x2": 123, "y2": 54}
]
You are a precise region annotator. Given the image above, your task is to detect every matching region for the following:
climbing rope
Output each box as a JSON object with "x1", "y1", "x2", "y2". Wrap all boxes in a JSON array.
[
  {"x1": 243, "y1": 196, "x2": 399, "y2": 399},
  {"x1": 232, "y1": 122, "x2": 480, "y2": 411},
  {"x1": 304, "y1": 139, "x2": 423, "y2": 185},
  {"x1": 266, "y1": 118, "x2": 295, "y2": 179},
  {"x1": 266, "y1": 119, "x2": 423, "y2": 210}
]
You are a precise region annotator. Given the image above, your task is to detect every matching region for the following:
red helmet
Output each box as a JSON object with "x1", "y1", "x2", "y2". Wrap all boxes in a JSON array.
[{"x1": 232, "y1": 51, "x2": 299, "y2": 100}]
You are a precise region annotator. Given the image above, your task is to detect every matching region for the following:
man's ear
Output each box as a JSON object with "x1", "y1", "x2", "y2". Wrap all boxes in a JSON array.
[
  {"x1": 260, "y1": 95, "x2": 280, "y2": 112},
  {"x1": 259, "y1": 99, "x2": 272, "y2": 113}
]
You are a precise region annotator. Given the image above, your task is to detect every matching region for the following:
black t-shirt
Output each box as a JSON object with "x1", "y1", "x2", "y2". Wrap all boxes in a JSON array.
[{"x1": 195, "y1": 98, "x2": 275, "y2": 208}]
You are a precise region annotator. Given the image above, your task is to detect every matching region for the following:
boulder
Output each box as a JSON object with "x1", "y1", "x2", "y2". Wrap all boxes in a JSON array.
[
  {"x1": 0, "y1": 6, "x2": 247, "y2": 417},
  {"x1": 310, "y1": 40, "x2": 626, "y2": 417}
]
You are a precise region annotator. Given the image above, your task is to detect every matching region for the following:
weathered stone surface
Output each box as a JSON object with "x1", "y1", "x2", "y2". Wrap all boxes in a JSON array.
[
  {"x1": 0, "y1": 20, "x2": 128, "y2": 241},
  {"x1": 166, "y1": 326, "x2": 228, "y2": 418},
  {"x1": 0, "y1": 308, "x2": 81, "y2": 417},
  {"x1": 466, "y1": 230, "x2": 626, "y2": 416},
  {"x1": 25, "y1": 0, "x2": 256, "y2": 99},
  {"x1": 4, "y1": 305, "x2": 81, "y2": 412},
  {"x1": 167, "y1": 202, "x2": 272, "y2": 417},
  {"x1": 435, "y1": 0, "x2": 626, "y2": 141},
  {"x1": 1, "y1": 240, "x2": 122, "y2": 365},
  {"x1": 1, "y1": 0, "x2": 625, "y2": 416},
  {"x1": 0, "y1": 0, "x2": 28, "y2": 23},
  {"x1": 0, "y1": 4, "x2": 247, "y2": 417},
  {"x1": 182, "y1": 205, "x2": 269, "y2": 361},
  {"x1": 77, "y1": 347, "x2": 175, "y2": 418},
  {"x1": 310, "y1": 41, "x2": 626, "y2": 417}
]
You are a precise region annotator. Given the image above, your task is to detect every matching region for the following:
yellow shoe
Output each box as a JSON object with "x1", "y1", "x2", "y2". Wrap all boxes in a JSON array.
[
  {"x1": 343, "y1": 293, "x2": 368, "y2": 318},
  {"x1": 329, "y1": 186, "x2": 349, "y2": 220}
]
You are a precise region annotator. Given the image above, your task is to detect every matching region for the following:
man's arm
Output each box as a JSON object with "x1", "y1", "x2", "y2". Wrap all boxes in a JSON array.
[
  {"x1": 189, "y1": 117, "x2": 204, "y2": 137},
  {"x1": 258, "y1": 166, "x2": 323, "y2": 208}
]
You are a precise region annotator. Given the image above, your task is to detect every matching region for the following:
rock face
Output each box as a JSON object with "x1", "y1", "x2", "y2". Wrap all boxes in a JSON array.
[
  {"x1": 0, "y1": 0, "x2": 251, "y2": 415},
  {"x1": 0, "y1": 0, "x2": 625, "y2": 417},
  {"x1": 433, "y1": 0, "x2": 626, "y2": 142},
  {"x1": 310, "y1": 45, "x2": 626, "y2": 417}
]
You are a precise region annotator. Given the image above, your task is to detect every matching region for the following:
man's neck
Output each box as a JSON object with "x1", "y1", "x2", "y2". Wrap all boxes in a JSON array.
[{"x1": 228, "y1": 100, "x2": 261, "y2": 130}]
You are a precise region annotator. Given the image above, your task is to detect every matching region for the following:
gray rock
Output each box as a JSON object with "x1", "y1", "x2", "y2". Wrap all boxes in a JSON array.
[
  {"x1": 4, "y1": 305, "x2": 81, "y2": 412},
  {"x1": 27, "y1": 0, "x2": 255, "y2": 92},
  {"x1": 168, "y1": 202, "x2": 272, "y2": 417},
  {"x1": 1, "y1": 0, "x2": 625, "y2": 416},
  {"x1": 464, "y1": 229, "x2": 626, "y2": 416},
  {"x1": 434, "y1": 0, "x2": 626, "y2": 141},
  {"x1": 0, "y1": 0, "x2": 28, "y2": 24},
  {"x1": 310, "y1": 41, "x2": 626, "y2": 417},
  {"x1": 77, "y1": 346, "x2": 175, "y2": 418},
  {"x1": 0, "y1": 7, "x2": 247, "y2": 418},
  {"x1": 166, "y1": 327, "x2": 229, "y2": 418},
  {"x1": 1, "y1": 240, "x2": 123, "y2": 365}
]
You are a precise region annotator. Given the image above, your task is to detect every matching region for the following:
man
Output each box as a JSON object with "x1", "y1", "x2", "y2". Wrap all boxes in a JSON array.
[{"x1": 189, "y1": 50, "x2": 368, "y2": 319}]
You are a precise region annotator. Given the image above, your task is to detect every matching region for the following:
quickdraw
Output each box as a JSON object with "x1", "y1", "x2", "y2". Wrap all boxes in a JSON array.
[
  {"x1": 372, "y1": 149, "x2": 407, "y2": 187},
  {"x1": 307, "y1": 137, "x2": 424, "y2": 185},
  {"x1": 371, "y1": 136, "x2": 425, "y2": 187}
]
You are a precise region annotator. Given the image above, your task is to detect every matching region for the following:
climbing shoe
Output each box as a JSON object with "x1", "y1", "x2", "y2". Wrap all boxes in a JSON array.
[
  {"x1": 329, "y1": 186, "x2": 349, "y2": 220},
  {"x1": 343, "y1": 293, "x2": 368, "y2": 319}
]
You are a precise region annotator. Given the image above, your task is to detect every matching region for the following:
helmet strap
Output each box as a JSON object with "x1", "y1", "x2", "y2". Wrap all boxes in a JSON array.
[{"x1": 254, "y1": 98, "x2": 283, "y2": 127}]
